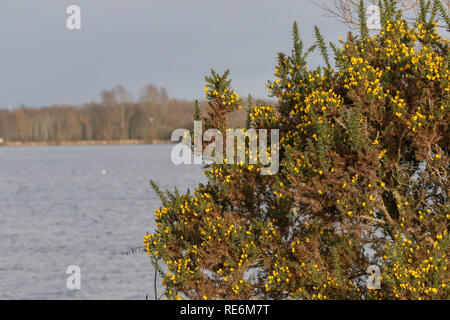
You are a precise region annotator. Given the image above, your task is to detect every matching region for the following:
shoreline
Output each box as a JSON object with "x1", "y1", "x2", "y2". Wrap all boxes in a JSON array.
[{"x1": 0, "y1": 139, "x2": 173, "y2": 147}]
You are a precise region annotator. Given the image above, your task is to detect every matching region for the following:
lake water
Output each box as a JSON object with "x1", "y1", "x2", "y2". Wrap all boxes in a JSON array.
[{"x1": 0, "y1": 144, "x2": 204, "y2": 299}]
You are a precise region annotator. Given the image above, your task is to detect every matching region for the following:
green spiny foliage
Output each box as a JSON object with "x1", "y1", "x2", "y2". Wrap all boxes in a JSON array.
[
  {"x1": 314, "y1": 26, "x2": 330, "y2": 69},
  {"x1": 419, "y1": 0, "x2": 433, "y2": 24},
  {"x1": 193, "y1": 99, "x2": 201, "y2": 121},
  {"x1": 246, "y1": 94, "x2": 253, "y2": 129},
  {"x1": 379, "y1": 0, "x2": 400, "y2": 25},
  {"x1": 434, "y1": 0, "x2": 450, "y2": 29},
  {"x1": 359, "y1": 0, "x2": 369, "y2": 38}
]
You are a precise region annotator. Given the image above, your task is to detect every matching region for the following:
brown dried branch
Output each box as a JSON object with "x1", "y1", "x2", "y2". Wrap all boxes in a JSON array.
[{"x1": 312, "y1": 0, "x2": 449, "y2": 28}]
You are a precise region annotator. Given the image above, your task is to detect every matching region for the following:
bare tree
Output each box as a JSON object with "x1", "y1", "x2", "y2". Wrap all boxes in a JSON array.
[
  {"x1": 0, "y1": 84, "x2": 200, "y2": 144},
  {"x1": 312, "y1": 0, "x2": 449, "y2": 28}
]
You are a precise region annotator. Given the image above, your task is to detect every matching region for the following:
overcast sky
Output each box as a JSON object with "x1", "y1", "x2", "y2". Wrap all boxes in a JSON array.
[{"x1": 0, "y1": 0, "x2": 349, "y2": 108}]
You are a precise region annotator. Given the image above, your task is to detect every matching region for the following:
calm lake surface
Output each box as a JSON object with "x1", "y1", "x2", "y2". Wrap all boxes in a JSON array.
[{"x1": 0, "y1": 144, "x2": 204, "y2": 299}]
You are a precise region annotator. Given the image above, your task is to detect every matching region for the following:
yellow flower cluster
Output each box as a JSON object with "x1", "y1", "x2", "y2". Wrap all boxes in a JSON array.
[
  {"x1": 249, "y1": 105, "x2": 280, "y2": 124},
  {"x1": 205, "y1": 86, "x2": 242, "y2": 109},
  {"x1": 384, "y1": 231, "x2": 449, "y2": 299}
]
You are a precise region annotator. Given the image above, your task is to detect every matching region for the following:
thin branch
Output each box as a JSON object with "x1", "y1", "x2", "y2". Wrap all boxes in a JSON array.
[{"x1": 360, "y1": 215, "x2": 387, "y2": 224}]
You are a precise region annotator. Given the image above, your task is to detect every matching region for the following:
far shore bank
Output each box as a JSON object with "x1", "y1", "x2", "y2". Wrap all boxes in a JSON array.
[{"x1": 0, "y1": 139, "x2": 173, "y2": 147}]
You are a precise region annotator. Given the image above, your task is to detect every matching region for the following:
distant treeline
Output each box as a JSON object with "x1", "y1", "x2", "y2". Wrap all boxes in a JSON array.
[{"x1": 0, "y1": 85, "x2": 197, "y2": 143}]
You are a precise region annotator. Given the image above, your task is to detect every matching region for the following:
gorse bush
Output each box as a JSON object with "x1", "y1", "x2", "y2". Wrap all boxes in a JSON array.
[{"x1": 145, "y1": 0, "x2": 449, "y2": 300}]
